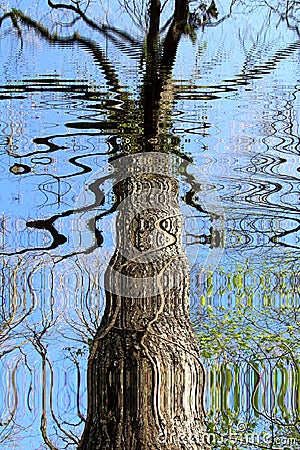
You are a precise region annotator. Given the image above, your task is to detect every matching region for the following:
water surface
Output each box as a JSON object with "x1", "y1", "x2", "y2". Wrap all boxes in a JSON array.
[{"x1": 0, "y1": 1, "x2": 300, "y2": 448}]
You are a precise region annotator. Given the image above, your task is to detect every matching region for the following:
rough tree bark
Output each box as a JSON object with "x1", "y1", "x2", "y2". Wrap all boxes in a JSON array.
[{"x1": 78, "y1": 153, "x2": 209, "y2": 449}]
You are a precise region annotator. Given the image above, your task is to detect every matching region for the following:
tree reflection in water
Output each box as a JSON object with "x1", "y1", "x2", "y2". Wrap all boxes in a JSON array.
[
  {"x1": 0, "y1": 0, "x2": 220, "y2": 448},
  {"x1": 0, "y1": 0, "x2": 299, "y2": 449},
  {"x1": 76, "y1": 1, "x2": 216, "y2": 446}
]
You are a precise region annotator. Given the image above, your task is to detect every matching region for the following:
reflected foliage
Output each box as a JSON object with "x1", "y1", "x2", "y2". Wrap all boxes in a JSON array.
[{"x1": 193, "y1": 267, "x2": 300, "y2": 449}]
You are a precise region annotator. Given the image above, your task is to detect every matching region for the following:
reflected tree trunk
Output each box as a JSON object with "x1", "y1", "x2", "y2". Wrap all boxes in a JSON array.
[
  {"x1": 78, "y1": 3, "x2": 209, "y2": 449},
  {"x1": 174, "y1": 0, "x2": 189, "y2": 24},
  {"x1": 78, "y1": 153, "x2": 208, "y2": 449}
]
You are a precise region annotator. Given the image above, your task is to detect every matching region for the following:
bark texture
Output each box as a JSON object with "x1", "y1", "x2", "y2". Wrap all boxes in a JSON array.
[{"x1": 78, "y1": 154, "x2": 208, "y2": 449}]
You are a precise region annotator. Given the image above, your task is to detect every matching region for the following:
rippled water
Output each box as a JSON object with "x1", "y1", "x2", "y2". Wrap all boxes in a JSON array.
[{"x1": 1, "y1": 1, "x2": 300, "y2": 448}]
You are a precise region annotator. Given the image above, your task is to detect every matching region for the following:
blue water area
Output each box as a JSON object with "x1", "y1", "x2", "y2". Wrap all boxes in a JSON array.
[{"x1": 0, "y1": 0, "x2": 300, "y2": 448}]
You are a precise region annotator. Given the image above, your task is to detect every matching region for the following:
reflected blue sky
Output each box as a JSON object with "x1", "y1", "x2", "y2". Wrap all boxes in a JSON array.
[{"x1": 0, "y1": 0, "x2": 300, "y2": 448}]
